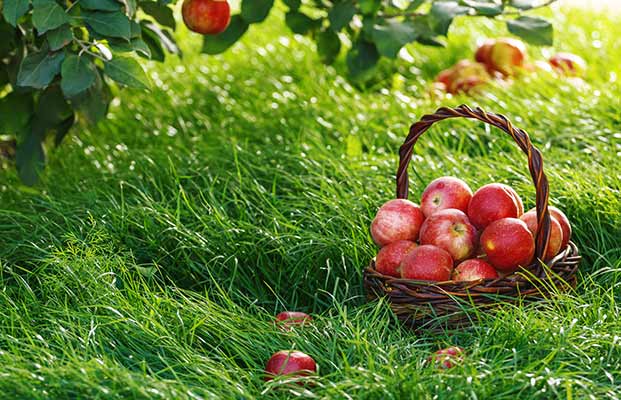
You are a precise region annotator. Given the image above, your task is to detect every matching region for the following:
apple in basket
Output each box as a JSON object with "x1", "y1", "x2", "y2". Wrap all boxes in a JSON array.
[
  {"x1": 419, "y1": 209, "x2": 478, "y2": 262},
  {"x1": 370, "y1": 199, "x2": 424, "y2": 247},
  {"x1": 467, "y1": 183, "x2": 524, "y2": 229},
  {"x1": 375, "y1": 240, "x2": 418, "y2": 277},
  {"x1": 547, "y1": 206, "x2": 572, "y2": 249},
  {"x1": 480, "y1": 218, "x2": 535, "y2": 273},
  {"x1": 453, "y1": 259, "x2": 499, "y2": 281},
  {"x1": 420, "y1": 176, "x2": 473, "y2": 217},
  {"x1": 520, "y1": 210, "x2": 563, "y2": 260},
  {"x1": 400, "y1": 245, "x2": 454, "y2": 281},
  {"x1": 264, "y1": 351, "x2": 317, "y2": 381}
]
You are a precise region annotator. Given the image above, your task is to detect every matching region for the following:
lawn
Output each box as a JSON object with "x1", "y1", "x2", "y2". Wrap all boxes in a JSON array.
[{"x1": 1, "y1": 2, "x2": 621, "y2": 399}]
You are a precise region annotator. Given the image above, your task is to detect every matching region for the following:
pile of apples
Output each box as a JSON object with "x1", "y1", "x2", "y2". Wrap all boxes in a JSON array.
[
  {"x1": 434, "y1": 37, "x2": 587, "y2": 94},
  {"x1": 371, "y1": 177, "x2": 572, "y2": 281}
]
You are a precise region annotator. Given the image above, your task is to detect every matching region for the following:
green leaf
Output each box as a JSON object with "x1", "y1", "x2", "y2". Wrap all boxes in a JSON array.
[
  {"x1": 359, "y1": 0, "x2": 381, "y2": 15},
  {"x1": 283, "y1": 0, "x2": 300, "y2": 10},
  {"x1": 108, "y1": 38, "x2": 152, "y2": 58},
  {"x1": 139, "y1": 1, "x2": 175, "y2": 29},
  {"x1": 429, "y1": 1, "x2": 471, "y2": 36},
  {"x1": 371, "y1": 19, "x2": 417, "y2": 59},
  {"x1": 202, "y1": 15, "x2": 249, "y2": 55},
  {"x1": 0, "y1": 19, "x2": 17, "y2": 57},
  {"x1": 328, "y1": 0, "x2": 355, "y2": 32},
  {"x1": 0, "y1": 91, "x2": 33, "y2": 134},
  {"x1": 17, "y1": 47, "x2": 65, "y2": 89},
  {"x1": 285, "y1": 11, "x2": 320, "y2": 35},
  {"x1": 462, "y1": 0, "x2": 503, "y2": 16},
  {"x1": 80, "y1": 0, "x2": 122, "y2": 11},
  {"x1": 316, "y1": 28, "x2": 341, "y2": 65},
  {"x1": 509, "y1": 0, "x2": 542, "y2": 10},
  {"x1": 410, "y1": 15, "x2": 444, "y2": 47},
  {"x1": 47, "y1": 25, "x2": 73, "y2": 50},
  {"x1": 142, "y1": 22, "x2": 179, "y2": 55},
  {"x1": 104, "y1": 56, "x2": 151, "y2": 89},
  {"x1": 69, "y1": 70, "x2": 110, "y2": 124},
  {"x1": 53, "y1": 114, "x2": 75, "y2": 146},
  {"x1": 16, "y1": 127, "x2": 46, "y2": 185},
  {"x1": 82, "y1": 10, "x2": 131, "y2": 40},
  {"x1": 141, "y1": 26, "x2": 165, "y2": 61},
  {"x1": 34, "y1": 84, "x2": 72, "y2": 127},
  {"x1": 241, "y1": 0, "x2": 273, "y2": 23},
  {"x1": 2, "y1": 0, "x2": 30, "y2": 27},
  {"x1": 346, "y1": 39, "x2": 379, "y2": 82},
  {"x1": 61, "y1": 55, "x2": 97, "y2": 97},
  {"x1": 406, "y1": 0, "x2": 426, "y2": 11},
  {"x1": 32, "y1": 0, "x2": 70, "y2": 34},
  {"x1": 507, "y1": 16, "x2": 553, "y2": 46}
]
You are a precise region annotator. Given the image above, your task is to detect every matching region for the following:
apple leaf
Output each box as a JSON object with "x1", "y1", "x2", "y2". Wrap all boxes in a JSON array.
[
  {"x1": 241, "y1": 0, "x2": 274, "y2": 24},
  {"x1": 328, "y1": 0, "x2": 355, "y2": 32},
  {"x1": 509, "y1": 0, "x2": 544, "y2": 10},
  {"x1": 61, "y1": 55, "x2": 97, "y2": 97},
  {"x1": 316, "y1": 28, "x2": 341, "y2": 65},
  {"x1": 429, "y1": 1, "x2": 471, "y2": 36},
  {"x1": 80, "y1": 0, "x2": 123, "y2": 11},
  {"x1": 371, "y1": 19, "x2": 418, "y2": 59},
  {"x1": 346, "y1": 39, "x2": 380, "y2": 82},
  {"x1": 462, "y1": 0, "x2": 504, "y2": 16},
  {"x1": 32, "y1": 0, "x2": 70, "y2": 34},
  {"x1": 507, "y1": 16, "x2": 553, "y2": 46},
  {"x1": 104, "y1": 56, "x2": 151, "y2": 90},
  {"x1": 0, "y1": 91, "x2": 33, "y2": 134},
  {"x1": 202, "y1": 15, "x2": 249, "y2": 54},
  {"x1": 69, "y1": 71, "x2": 111, "y2": 124},
  {"x1": 47, "y1": 25, "x2": 73, "y2": 50},
  {"x1": 139, "y1": 1, "x2": 175, "y2": 29},
  {"x1": 285, "y1": 11, "x2": 321, "y2": 35},
  {"x1": 2, "y1": 0, "x2": 30, "y2": 27},
  {"x1": 359, "y1": 0, "x2": 381, "y2": 15},
  {"x1": 17, "y1": 47, "x2": 65, "y2": 89},
  {"x1": 16, "y1": 127, "x2": 46, "y2": 186},
  {"x1": 82, "y1": 10, "x2": 131, "y2": 40}
]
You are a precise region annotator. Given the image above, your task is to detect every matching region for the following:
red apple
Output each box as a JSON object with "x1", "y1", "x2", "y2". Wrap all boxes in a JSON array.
[
  {"x1": 435, "y1": 69, "x2": 453, "y2": 87},
  {"x1": 370, "y1": 199, "x2": 425, "y2": 247},
  {"x1": 549, "y1": 53, "x2": 586, "y2": 77},
  {"x1": 519, "y1": 210, "x2": 563, "y2": 260},
  {"x1": 421, "y1": 176, "x2": 473, "y2": 217},
  {"x1": 264, "y1": 350, "x2": 317, "y2": 381},
  {"x1": 182, "y1": 0, "x2": 231, "y2": 35},
  {"x1": 547, "y1": 206, "x2": 572, "y2": 250},
  {"x1": 428, "y1": 346, "x2": 464, "y2": 369},
  {"x1": 475, "y1": 39, "x2": 495, "y2": 66},
  {"x1": 487, "y1": 38, "x2": 527, "y2": 75},
  {"x1": 480, "y1": 218, "x2": 535, "y2": 273},
  {"x1": 467, "y1": 183, "x2": 524, "y2": 230},
  {"x1": 275, "y1": 312, "x2": 312, "y2": 330},
  {"x1": 434, "y1": 60, "x2": 490, "y2": 94},
  {"x1": 400, "y1": 245, "x2": 454, "y2": 281},
  {"x1": 453, "y1": 259, "x2": 499, "y2": 281},
  {"x1": 419, "y1": 209, "x2": 478, "y2": 262},
  {"x1": 375, "y1": 240, "x2": 418, "y2": 277}
]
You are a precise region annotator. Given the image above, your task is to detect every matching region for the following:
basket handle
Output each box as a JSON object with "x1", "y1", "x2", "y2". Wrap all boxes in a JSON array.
[{"x1": 396, "y1": 104, "x2": 551, "y2": 261}]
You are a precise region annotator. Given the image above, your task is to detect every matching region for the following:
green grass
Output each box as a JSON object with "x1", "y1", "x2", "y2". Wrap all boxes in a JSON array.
[{"x1": 2, "y1": 2, "x2": 621, "y2": 399}]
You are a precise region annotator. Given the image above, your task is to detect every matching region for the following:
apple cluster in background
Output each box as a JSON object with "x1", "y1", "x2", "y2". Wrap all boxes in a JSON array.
[
  {"x1": 371, "y1": 177, "x2": 572, "y2": 282},
  {"x1": 433, "y1": 38, "x2": 588, "y2": 95}
]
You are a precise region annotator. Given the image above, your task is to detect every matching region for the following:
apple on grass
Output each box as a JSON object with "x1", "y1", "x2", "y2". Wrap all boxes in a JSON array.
[
  {"x1": 520, "y1": 210, "x2": 563, "y2": 260},
  {"x1": 434, "y1": 60, "x2": 490, "y2": 94},
  {"x1": 420, "y1": 176, "x2": 473, "y2": 217},
  {"x1": 549, "y1": 53, "x2": 587, "y2": 77},
  {"x1": 182, "y1": 0, "x2": 231, "y2": 35},
  {"x1": 480, "y1": 218, "x2": 535, "y2": 273},
  {"x1": 453, "y1": 259, "x2": 499, "y2": 281},
  {"x1": 428, "y1": 347, "x2": 464, "y2": 369},
  {"x1": 264, "y1": 351, "x2": 317, "y2": 381},
  {"x1": 476, "y1": 38, "x2": 527, "y2": 76},
  {"x1": 400, "y1": 245, "x2": 454, "y2": 281},
  {"x1": 370, "y1": 199, "x2": 424, "y2": 247},
  {"x1": 375, "y1": 240, "x2": 417, "y2": 277},
  {"x1": 419, "y1": 209, "x2": 478, "y2": 262},
  {"x1": 467, "y1": 183, "x2": 524, "y2": 230},
  {"x1": 275, "y1": 312, "x2": 312, "y2": 330}
]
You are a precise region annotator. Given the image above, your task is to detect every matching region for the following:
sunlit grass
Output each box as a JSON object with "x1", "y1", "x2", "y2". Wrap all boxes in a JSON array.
[{"x1": 1, "y1": 3, "x2": 620, "y2": 399}]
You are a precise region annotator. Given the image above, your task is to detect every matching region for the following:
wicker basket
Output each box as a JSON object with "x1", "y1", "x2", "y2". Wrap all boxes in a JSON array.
[{"x1": 363, "y1": 105, "x2": 581, "y2": 330}]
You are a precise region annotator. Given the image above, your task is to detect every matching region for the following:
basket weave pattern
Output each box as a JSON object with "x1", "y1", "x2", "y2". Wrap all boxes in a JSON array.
[{"x1": 363, "y1": 105, "x2": 581, "y2": 329}]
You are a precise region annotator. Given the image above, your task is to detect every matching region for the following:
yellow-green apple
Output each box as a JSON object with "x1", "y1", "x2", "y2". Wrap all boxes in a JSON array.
[
  {"x1": 435, "y1": 60, "x2": 490, "y2": 94},
  {"x1": 370, "y1": 199, "x2": 424, "y2": 247},
  {"x1": 481, "y1": 38, "x2": 527, "y2": 76},
  {"x1": 375, "y1": 240, "x2": 417, "y2": 277},
  {"x1": 428, "y1": 346, "x2": 464, "y2": 369},
  {"x1": 549, "y1": 53, "x2": 586, "y2": 76},
  {"x1": 400, "y1": 245, "x2": 454, "y2": 281},
  {"x1": 419, "y1": 209, "x2": 477, "y2": 262},
  {"x1": 546, "y1": 206, "x2": 572, "y2": 249},
  {"x1": 264, "y1": 350, "x2": 317, "y2": 381},
  {"x1": 467, "y1": 183, "x2": 524, "y2": 229},
  {"x1": 182, "y1": 0, "x2": 230, "y2": 35},
  {"x1": 421, "y1": 176, "x2": 473, "y2": 217},
  {"x1": 453, "y1": 259, "x2": 499, "y2": 281},
  {"x1": 519, "y1": 210, "x2": 563, "y2": 260},
  {"x1": 480, "y1": 218, "x2": 535, "y2": 272},
  {"x1": 275, "y1": 312, "x2": 312, "y2": 330}
]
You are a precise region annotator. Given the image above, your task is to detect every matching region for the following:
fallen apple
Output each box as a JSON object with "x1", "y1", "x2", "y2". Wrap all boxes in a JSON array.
[
  {"x1": 419, "y1": 209, "x2": 478, "y2": 262},
  {"x1": 428, "y1": 346, "x2": 464, "y2": 369},
  {"x1": 549, "y1": 52, "x2": 587, "y2": 77},
  {"x1": 487, "y1": 38, "x2": 527, "y2": 76},
  {"x1": 264, "y1": 350, "x2": 317, "y2": 381},
  {"x1": 275, "y1": 312, "x2": 312, "y2": 330},
  {"x1": 370, "y1": 199, "x2": 425, "y2": 247},
  {"x1": 182, "y1": 0, "x2": 231, "y2": 35}
]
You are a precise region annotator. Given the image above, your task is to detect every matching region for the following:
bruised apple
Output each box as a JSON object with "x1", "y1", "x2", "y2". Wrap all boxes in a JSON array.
[{"x1": 370, "y1": 199, "x2": 424, "y2": 247}]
